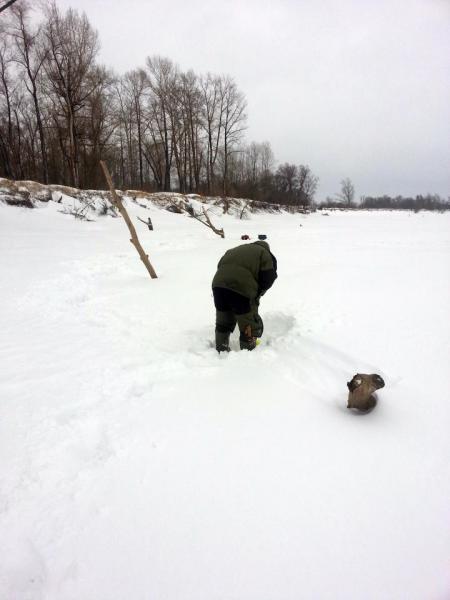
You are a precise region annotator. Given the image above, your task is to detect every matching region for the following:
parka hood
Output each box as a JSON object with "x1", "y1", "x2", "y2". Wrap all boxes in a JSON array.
[{"x1": 254, "y1": 240, "x2": 270, "y2": 252}]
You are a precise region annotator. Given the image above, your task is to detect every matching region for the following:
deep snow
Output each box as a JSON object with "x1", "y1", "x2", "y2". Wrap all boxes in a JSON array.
[{"x1": 0, "y1": 198, "x2": 449, "y2": 600}]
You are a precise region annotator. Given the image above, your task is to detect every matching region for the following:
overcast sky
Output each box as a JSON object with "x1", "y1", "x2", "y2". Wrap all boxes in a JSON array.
[{"x1": 56, "y1": 0, "x2": 449, "y2": 199}]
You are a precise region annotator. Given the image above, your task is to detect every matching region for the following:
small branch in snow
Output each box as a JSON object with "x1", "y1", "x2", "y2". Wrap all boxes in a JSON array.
[
  {"x1": 201, "y1": 206, "x2": 225, "y2": 238},
  {"x1": 137, "y1": 216, "x2": 154, "y2": 230},
  {"x1": 60, "y1": 199, "x2": 95, "y2": 221},
  {"x1": 169, "y1": 201, "x2": 224, "y2": 238}
]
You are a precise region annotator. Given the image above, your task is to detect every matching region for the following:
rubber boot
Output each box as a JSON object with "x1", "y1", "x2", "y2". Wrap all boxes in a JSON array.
[{"x1": 215, "y1": 330, "x2": 231, "y2": 353}]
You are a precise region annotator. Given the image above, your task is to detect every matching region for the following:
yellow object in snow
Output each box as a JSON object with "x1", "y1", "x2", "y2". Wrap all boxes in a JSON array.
[{"x1": 256, "y1": 339, "x2": 261, "y2": 346}]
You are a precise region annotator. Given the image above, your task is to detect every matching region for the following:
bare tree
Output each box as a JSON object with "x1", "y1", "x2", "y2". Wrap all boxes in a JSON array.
[
  {"x1": 177, "y1": 69, "x2": 203, "y2": 192},
  {"x1": 41, "y1": 3, "x2": 99, "y2": 187},
  {"x1": 220, "y1": 76, "x2": 246, "y2": 195},
  {"x1": 238, "y1": 141, "x2": 275, "y2": 199},
  {"x1": 81, "y1": 65, "x2": 117, "y2": 188},
  {"x1": 275, "y1": 163, "x2": 297, "y2": 204},
  {"x1": 297, "y1": 164, "x2": 319, "y2": 206},
  {"x1": 339, "y1": 177, "x2": 355, "y2": 206},
  {"x1": 244, "y1": 142, "x2": 260, "y2": 195},
  {"x1": 145, "y1": 55, "x2": 177, "y2": 191},
  {"x1": 122, "y1": 69, "x2": 148, "y2": 188},
  {"x1": 0, "y1": 37, "x2": 14, "y2": 177},
  {"x1": 260, "y1": 141, "x2": 274, "y2": 174},
  {"x1": 272, "y1": 163, "x2": 318, "y2": 207},
  {"x1": 200, "y1": 73, "x2": 224, "y2": 194},
  {"x1": 114, "y1": 75, "x2": 136, "y2": 187},
  {"x1": 10, "y1": 1, "x2": 48, "y2": 182}
]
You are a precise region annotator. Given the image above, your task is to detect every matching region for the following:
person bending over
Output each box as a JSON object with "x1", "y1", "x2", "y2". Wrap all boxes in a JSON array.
[{"x1": 212, "y1": 240, "x2": 277, "y2": 352}]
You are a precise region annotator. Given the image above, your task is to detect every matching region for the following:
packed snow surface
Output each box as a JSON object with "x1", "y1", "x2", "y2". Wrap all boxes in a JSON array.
[{"x1": 1, "y1": 199, "x2": 449, "y2": 600}]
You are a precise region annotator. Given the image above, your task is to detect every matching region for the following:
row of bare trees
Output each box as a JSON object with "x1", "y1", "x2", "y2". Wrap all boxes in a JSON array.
[
  {"x1": 0, "y1": 1, "x2": 319, "y2": 206},
  {"x1": 114, "y1": 59, "x2": 247, "y2": 196},
  {"x1": 1, "y1": 2, "x2": 102, "y2": 187}
]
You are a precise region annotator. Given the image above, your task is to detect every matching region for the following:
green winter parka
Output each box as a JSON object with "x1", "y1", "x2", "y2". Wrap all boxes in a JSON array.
[{"x1": 212, "y1": 241, "x2": 278, "y2": 300}]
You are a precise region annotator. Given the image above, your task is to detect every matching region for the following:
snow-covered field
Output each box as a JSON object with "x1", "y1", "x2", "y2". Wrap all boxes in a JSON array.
[{"x1": 1, "y1": 198, "x2": 449, "y2": 600}]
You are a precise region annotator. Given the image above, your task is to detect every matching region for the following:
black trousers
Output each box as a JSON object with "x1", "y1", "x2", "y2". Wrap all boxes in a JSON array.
[{"x1": 213, "y1": 287, "x2": 263, "y2": 337}]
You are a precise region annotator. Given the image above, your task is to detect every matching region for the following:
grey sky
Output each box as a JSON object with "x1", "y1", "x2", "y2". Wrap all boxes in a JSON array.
[{"x1": 56, "y1": 0, "x2": 449, "y2": 199}]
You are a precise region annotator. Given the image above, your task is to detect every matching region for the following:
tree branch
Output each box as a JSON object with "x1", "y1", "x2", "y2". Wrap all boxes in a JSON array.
[
  {"x1": 201, "y1": 206, "x2": 225, "y2": 238},
  {"x1": 172, "y1": 201, "x2": 225, "y2": 238},
  {"x1": 0, "y1": 0, "x2": 19, "y2": 14}
]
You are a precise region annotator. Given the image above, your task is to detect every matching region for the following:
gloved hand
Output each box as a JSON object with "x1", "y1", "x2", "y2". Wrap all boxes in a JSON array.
[{"x1": 240, "y1": 326, "x2": 257, "y2": 351}]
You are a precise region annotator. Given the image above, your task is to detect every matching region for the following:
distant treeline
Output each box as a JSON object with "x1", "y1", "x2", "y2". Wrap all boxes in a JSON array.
[{"x1": 319, "y1": 194, "x2": 450, "y2": 212}]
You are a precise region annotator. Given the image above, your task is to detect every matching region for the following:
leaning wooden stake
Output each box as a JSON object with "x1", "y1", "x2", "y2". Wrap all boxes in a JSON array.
[{"x1": 100, "y1": 160, "x2": 157, "y2": 279}]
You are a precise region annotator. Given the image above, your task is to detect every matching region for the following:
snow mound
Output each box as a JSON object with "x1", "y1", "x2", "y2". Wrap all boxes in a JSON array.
[{"x1": 0, "y1": 178, "x2": 283, "y2": 219}]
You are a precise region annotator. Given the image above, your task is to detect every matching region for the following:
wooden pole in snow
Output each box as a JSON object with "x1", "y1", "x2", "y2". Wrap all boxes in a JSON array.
[{"x1": 100, "y1": 161, "x2": 158, "y2": 279}]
